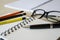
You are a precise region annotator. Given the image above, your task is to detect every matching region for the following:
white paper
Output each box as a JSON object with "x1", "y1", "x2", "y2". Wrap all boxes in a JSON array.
[{"x1": 4, "y1": 0, "x2": 49, "y2": 11}]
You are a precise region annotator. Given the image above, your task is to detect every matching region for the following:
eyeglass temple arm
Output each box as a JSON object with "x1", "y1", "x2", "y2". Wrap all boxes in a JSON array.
[
  {"x1": 49, "y1": 11, "x2": 60, "y2": 17},
  {"x1": 49, "y1": 11, "x2": 60, "y2": 13}
]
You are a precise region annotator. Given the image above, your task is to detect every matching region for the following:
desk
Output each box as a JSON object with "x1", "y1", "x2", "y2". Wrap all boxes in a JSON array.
[{"x1": 0, "y1": 0, "x2": 60, "y2": 40}]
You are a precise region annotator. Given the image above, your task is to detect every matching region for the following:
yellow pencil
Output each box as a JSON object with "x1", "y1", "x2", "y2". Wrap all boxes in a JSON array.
[{"x1": 0, "y1": 17, "x2": 26, "y2": 25}]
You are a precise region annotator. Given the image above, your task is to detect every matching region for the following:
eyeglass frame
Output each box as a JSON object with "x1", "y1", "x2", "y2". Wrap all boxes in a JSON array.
[{"x1": 31, "y1": 9, "x2": 60, "y2": 22}]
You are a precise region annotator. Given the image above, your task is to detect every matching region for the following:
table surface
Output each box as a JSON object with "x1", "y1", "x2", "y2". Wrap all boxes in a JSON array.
[{"x1": 0, "y1": 0, "x2": 17, "y2": 16}]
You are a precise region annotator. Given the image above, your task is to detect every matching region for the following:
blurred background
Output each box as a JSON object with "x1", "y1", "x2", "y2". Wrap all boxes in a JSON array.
[{"x1": 0, "y1": 0, "x2": 17, "y2": 16}]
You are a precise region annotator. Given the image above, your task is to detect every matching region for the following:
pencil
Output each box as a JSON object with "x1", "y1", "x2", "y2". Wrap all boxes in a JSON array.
[
  {"x1": 0, "y1": 11, "x2": 24, "y2": 19},
  {"x1": 0, "y1": 13, "x2": 26, "y2": 21},
  {"x1": 0, "y1": 17, "x2": 26, "y2": 25}
]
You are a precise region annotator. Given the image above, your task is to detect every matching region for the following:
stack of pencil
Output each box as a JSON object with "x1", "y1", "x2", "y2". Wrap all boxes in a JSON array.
[{"x1": 0, "y1": 11, "x2": 27, "y2": 25}]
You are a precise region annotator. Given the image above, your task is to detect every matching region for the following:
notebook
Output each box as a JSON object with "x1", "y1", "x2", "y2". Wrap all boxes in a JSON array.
[
  {"x1": 0, "y1": 17, "x2": 60, "y2": 40},
  {"x1": 4, "y1": 0, "x2": 50, "y2": 11}
]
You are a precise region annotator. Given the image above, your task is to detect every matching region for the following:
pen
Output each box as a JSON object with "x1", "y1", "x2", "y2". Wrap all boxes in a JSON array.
[
  {"x1": 0, "y1": 17, "x2": 26, "y2": 25},
  {"x1": 0, "y1": 11, "x2": 24, "y2": 19},
  {"x1": 23, "y1": 23, "x2": 60, "y2": 29},
  {"x1": 0, "y1": 13, "x2": 26, "y2": 21}
]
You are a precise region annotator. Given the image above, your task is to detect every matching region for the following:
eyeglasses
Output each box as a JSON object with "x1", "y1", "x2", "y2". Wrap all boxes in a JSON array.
[{"x1": 31, "y1": 9, "x2": 60, "y2": 23}]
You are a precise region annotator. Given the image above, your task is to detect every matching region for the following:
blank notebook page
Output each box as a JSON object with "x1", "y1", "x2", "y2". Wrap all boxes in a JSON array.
[
  {"x1": 4, "y1": 0, "x2": 49, "y2": 11},
  {"x1": 4, "y1": 27, "x2": 60, "y2": 40}
]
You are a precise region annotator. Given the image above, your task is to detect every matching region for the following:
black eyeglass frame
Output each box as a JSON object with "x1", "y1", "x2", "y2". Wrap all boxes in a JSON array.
[{"x1": 31, "y1": 9, "x2": 60, "y2": 22}]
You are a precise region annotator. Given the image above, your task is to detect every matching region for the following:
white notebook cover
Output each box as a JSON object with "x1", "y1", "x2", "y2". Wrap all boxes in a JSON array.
[{"x1": 4, "y1": 0, "x2": 50, "y2": 11}]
